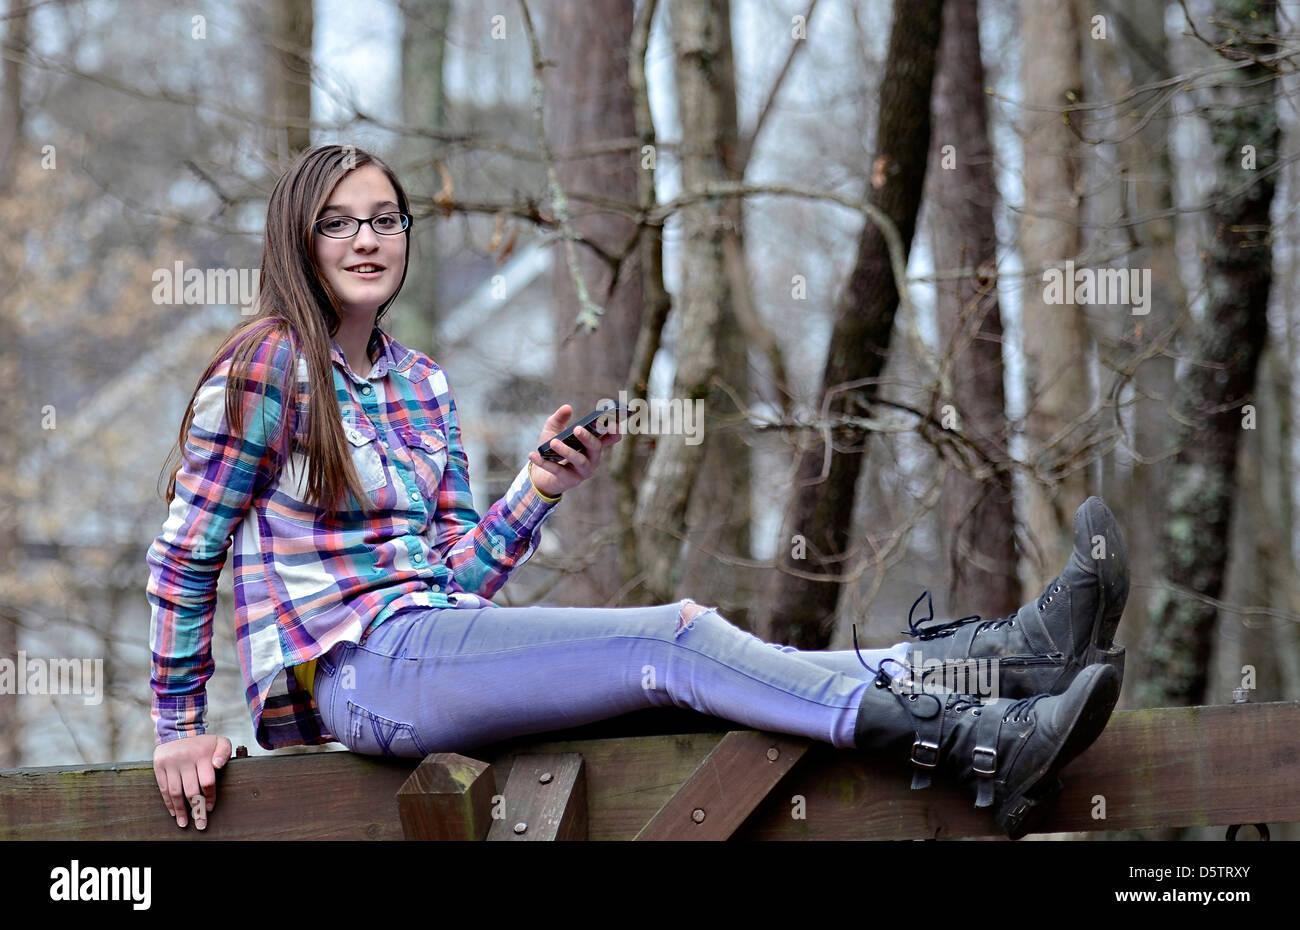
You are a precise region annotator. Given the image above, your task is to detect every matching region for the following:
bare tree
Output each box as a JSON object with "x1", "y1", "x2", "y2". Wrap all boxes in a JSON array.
[
  {"x1": 0, "y1": 0, "x2": 30, "y2": 769},
  {"x1": 399, "y1": 0, "x2": 452, "y2": 343},
  {"x1": 1018, "y1": 0, "x2": 1092, "y2": 588},
  {"x1": 927, "y1": 0, "x2": 1018, "y2": 618},
  {"x1": 766, "y1": 0, "x2": 945, "y2": 649},
  {"x1": 614, "y1": 0, "x2": 673, "y2": 605},
  {"x1": 541, "y1": 0, "x2": 644, "y2": 605},
  {"x1": 1083, "y1": 0, "x2": 1187, "y2": 678},
  {"x1": 1138, "y1": 0, "x2": 1279, "y2": 708},
  {"x1": 673, "y1": 0, "x2": 754, "y2": 625},
  {"x1": 631, "y1": 0, "x2": 737, "y2": 603},
  {"x1": 264, "y1": 0, "x2": 314, "y2": 169}
]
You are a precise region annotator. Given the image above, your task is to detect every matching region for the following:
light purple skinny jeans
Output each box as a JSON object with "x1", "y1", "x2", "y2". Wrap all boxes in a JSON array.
[{"x1": 313, "y1": 599, "x2": 912, "y2": 756}]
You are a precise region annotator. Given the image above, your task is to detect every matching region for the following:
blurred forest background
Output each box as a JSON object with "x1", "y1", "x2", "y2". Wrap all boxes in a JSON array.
[{"x1": 1, "y1": 0, "x2": 1298, "y2": 839}]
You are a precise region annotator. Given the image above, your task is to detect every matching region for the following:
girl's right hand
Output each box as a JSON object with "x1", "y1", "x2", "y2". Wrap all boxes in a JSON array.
[{"x1": 153, "y1": 734, "x2": 232, "y2": 830}]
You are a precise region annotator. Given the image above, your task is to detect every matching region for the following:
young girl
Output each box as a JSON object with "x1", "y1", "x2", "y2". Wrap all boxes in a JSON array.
[{"x1": 147, "y1": 145, "x2": 1126, "y2": 840}]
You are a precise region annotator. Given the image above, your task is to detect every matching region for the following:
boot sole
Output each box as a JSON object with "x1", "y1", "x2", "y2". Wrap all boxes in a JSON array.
[
  {"x1": 1080, "y1": 497, "x2": 1129, "y2": 653},
  {"x1": 1085, "y1": 643, "x2": 1125, "y2": 682},
  {"x1": 990, "y1": 498, "x2": 1129, "y2": 700},
  {"x1": 994, "y1": 665, "x2": 1121, "y2": 840}
]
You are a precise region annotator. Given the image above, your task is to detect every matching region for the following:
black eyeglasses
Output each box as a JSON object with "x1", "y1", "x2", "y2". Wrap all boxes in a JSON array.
[{"x1": 313, "y1": 212, "x2": 411, "y2": 239}]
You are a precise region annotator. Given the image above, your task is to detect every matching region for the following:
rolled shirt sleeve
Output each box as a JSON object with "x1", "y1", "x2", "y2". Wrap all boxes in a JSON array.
[
  {"x1": 430, "y1": 384, "x2": 559, "y2": 600},
  {"x1": 146, "y1": 332, "x2": 293, "y2": 744}
]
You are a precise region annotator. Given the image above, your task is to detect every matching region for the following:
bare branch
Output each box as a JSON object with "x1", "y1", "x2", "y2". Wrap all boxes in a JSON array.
[{"x1": 517, "y1": 0, "x2": 604, "y2": 337}]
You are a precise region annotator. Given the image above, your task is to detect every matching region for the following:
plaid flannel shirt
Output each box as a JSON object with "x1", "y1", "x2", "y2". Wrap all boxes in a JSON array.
[{"x1": 146, "y1": 322, "x2": 558, "y2": 750}]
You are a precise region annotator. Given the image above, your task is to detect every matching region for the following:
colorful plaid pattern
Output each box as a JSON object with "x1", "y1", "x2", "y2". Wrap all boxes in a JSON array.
[{"x1": 146, "y1": 323, "x2": 558, "y2": 749}]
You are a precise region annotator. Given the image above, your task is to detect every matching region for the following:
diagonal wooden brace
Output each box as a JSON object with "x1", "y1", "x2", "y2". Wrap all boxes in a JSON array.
[
  {"x1": 635, "y1": 730, "x2": 811, "y2": 840},
  {"x1": 485, "y1": 752, "x2": 587, "y2": 841}
]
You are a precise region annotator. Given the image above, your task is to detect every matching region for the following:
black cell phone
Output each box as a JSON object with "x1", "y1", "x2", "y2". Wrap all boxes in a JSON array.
[{"x1": 538, "y1": 404, "x2": 624, "y2": 463}]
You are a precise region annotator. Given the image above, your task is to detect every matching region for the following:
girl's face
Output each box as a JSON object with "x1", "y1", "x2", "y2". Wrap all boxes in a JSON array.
[{"x1": 312, "y1": 164, "x2": 407, "y2": 322}]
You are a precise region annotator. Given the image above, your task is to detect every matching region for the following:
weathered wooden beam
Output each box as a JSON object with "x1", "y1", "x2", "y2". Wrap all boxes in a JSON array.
[
  {"x1": 633, "y1": 731, "x2": 809, "y2": 840},
  {"x1": 396, "y1": 753, "x2": 495, "y2": 840},
  {"x1": 3, "y1": 702, "x2": 1297, "y2": 840},
  {"x1": 735, "y1": 699, "x2": 1300, "y2": 839},
  {"x1": 0, "y1": 707, "x2": 728, "y2": 841},
  {"x1": 0, "y1": 750, "x2": 414, "y2": 840},
  {"x1": 485, "y1": 753, "x2": 586, "y2": 841}
]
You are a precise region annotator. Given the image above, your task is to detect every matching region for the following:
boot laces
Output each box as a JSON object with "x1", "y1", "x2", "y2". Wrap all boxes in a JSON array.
[
  {"x1": 851, "y1": 622, "x2": 910, "y2": 681},
  {"x1": 908, "y1": 691, "x2": 1050, "y2": 753},
  {"x1": 900, "y1": 589, "x2": 1016, "y2": 641},
  {"x1": 997, "y1": 693, "x2": 1050, "y2": 724}
]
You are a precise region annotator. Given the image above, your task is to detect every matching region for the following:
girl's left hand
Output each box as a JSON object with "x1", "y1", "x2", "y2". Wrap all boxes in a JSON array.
[{"x1": 528, "y1": 405, "x2": 621, "y2": 498}]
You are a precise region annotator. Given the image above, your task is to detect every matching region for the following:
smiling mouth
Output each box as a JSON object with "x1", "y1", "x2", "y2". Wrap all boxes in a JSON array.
[{"x1": 344, "y1": 264, "x2": 386, "y2": 276}]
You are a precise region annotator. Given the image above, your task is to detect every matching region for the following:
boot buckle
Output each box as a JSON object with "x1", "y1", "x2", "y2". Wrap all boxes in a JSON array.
[
  {"x1": 911, "y1": 739, "x2": 940, "y2": 768},
  {"x1": 972, "y1": 744, "x2": 998, "y2": 775}
]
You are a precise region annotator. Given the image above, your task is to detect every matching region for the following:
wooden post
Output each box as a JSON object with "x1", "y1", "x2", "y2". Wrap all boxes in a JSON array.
[
  {"x1": 395, "y1": 753, "x2": 495, "y2": 840},
  {"x1": 485, "y1": 753, "x2": 587, "y2": 841}
]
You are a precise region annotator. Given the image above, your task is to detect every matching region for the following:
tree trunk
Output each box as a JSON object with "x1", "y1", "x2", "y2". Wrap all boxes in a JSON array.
[
  {"x1": 1230, "y1": 346, "x2": 1287, "y2": 703},
  {"x1": 1018, "y1": 0, "x2": 1091, "y2": 590},
  {"x1": 0, "y1": 0, "x2": 29, "y2": 769},
  {"x1": 765, "y1": 0, "x2": 945, "y2": 649},
  {"x1": 1084, "y1": 0, "x2": 1186, "y2": 691},
  {"x1": 400, "y1": 0, "x2": 451, "y2": 347},
  {"x1": 1137, "y1": 0, "x2": 1278, "y2": 708},
  {"x1": 544, "y1": 0, "x2": 643, "y2": 604},
  {"x1": 928, "y1": 0, "x2": 1018, "y2": 619},
  {"x1": 674, "y1": 0, "x2": 754, "y2": 627},
  {"x1": 632, "y1": 0, "x2": 737, "y2": 603},
  {"x1": 615, "y1": 0, "x2": 672, "y2": 604},
  {"x1": 1272, "y1": 158, "x2": 1300, "y2": 701},
  {"x1": 264, "y1": 0, "x2": 314, "y2": 169}
]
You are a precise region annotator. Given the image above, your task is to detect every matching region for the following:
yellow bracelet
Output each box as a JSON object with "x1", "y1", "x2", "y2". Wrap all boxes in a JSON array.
[{"x1": 528, "y1": 462, "x2": 563, "y2": 502}]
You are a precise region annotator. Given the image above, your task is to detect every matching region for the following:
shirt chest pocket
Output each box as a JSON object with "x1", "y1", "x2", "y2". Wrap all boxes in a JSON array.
[
  {"x1": 397, "y1": 425, "x2": 448, "y2": 500},
  {"x1": 344, "y1": 421, "x2": 388, "y2": 493}
]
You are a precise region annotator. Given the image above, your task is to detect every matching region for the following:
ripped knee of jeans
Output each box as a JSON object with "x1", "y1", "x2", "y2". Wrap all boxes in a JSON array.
[{"x1": 674, "y1": 599, "x2": 713, "y2": 639}]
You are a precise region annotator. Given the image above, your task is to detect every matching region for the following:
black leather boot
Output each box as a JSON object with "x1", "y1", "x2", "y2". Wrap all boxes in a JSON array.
[
  {"x1": 854, "y1": 662, "x2": 1121, "y2": 839},
  {"x1": 900, "y1": 496, "x2": 1128, "y2": 699}
]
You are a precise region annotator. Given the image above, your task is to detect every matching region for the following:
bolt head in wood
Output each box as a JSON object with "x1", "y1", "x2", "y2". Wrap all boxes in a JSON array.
[
  {"x1": 539, "y1": 772, "x2": 552, "y2": 784},
  {"x1": 691, "y1": 808, "x2": 706, "y2": 823},
  {"x1": 766, "y1": 747, "x2": 780, "y2": 762},
  {"x1": 514, "y1": 822, "x2": 527, "y2": 834}
]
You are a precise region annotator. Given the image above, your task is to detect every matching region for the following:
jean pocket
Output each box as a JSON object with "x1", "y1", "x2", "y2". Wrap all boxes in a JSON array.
[
  {"x1": 398, "y1": 425, "x2": 448, "y2": 500},
  {"x1": 344, "y1": 421, "x2": 388, "y2": 493},
  {"x1": 345, "y1": 699, "x2": 430, "y2": 757}
]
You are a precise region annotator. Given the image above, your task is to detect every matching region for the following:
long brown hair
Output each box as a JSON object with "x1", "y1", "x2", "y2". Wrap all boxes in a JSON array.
[{"x1": 160, "y1": 144, "x2": 412, "y2": 516}]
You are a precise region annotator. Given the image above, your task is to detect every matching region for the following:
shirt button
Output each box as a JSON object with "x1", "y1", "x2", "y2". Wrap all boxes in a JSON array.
[
  {"x1": 413, "y1": 553, "x2": 423, "y2": 563},
  {"x1": 361, "y1": 385, "x2": 372, "y2": 395},
  {"x1": 410, "y1": 490, "x2": 420, "y2": 501},
  {"x1": 430, "y1": 584, "x2": 440, "y2": 592}
]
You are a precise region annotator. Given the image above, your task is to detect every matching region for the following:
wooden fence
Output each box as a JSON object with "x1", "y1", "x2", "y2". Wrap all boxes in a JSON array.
[{"x1": 2, "y1": 701, "x2": 1296, "y2": 840}]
